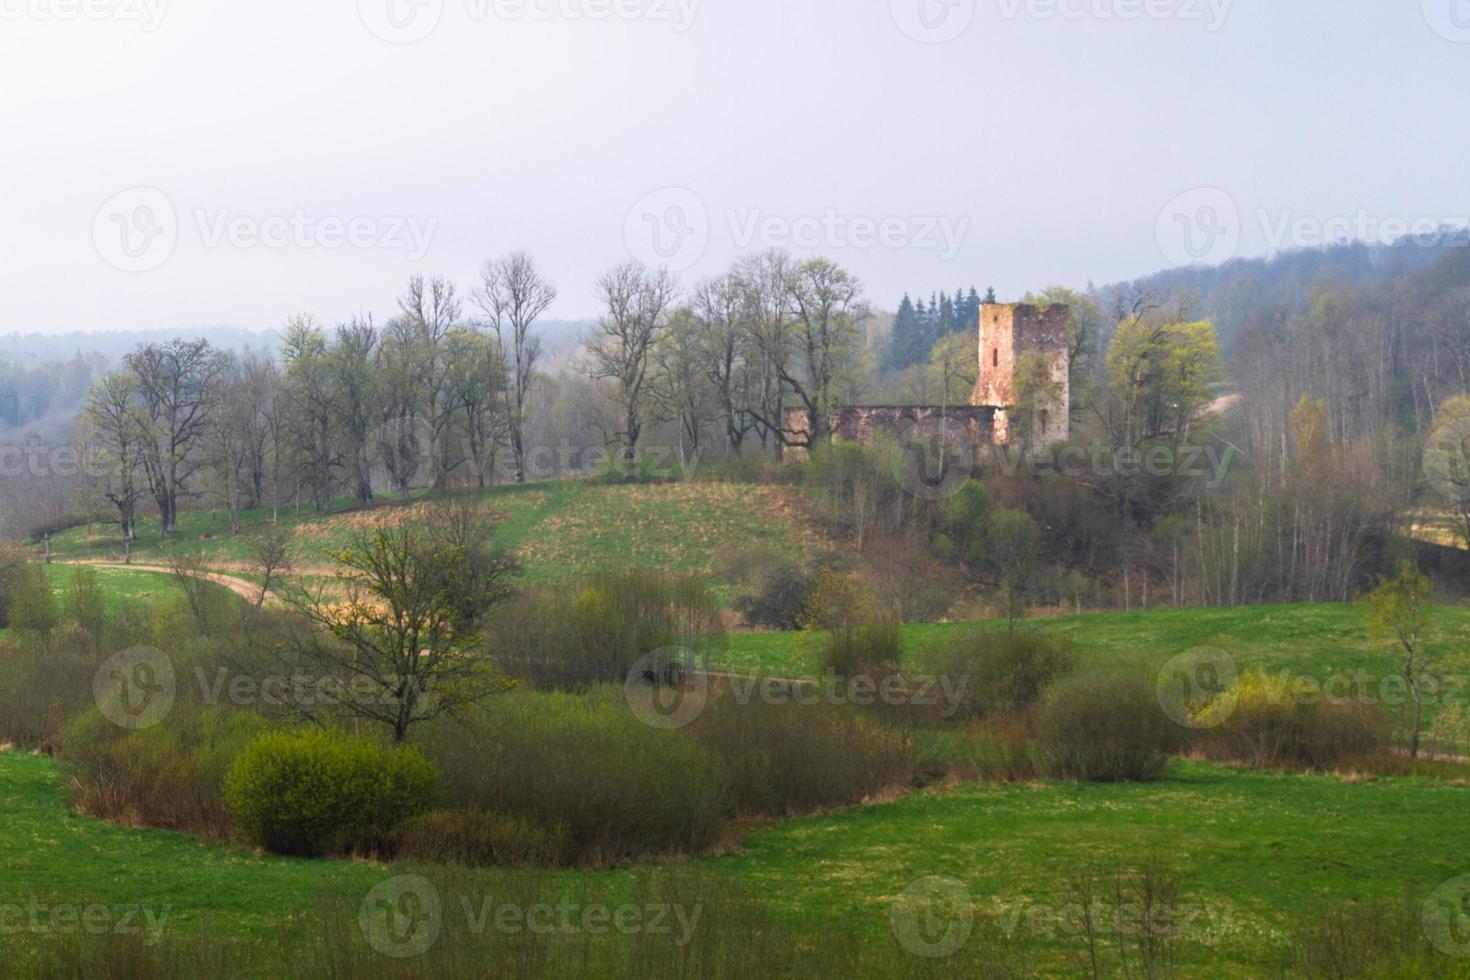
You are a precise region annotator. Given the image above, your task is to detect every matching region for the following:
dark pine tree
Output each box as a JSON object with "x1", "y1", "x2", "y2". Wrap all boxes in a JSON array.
[{"x1": 885, "y1": 294, "x2": 919, "y2": 370}]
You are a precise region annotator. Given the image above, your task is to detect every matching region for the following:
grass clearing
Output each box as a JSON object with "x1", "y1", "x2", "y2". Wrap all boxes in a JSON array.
[{"x1": 719, "y1": 602, "x2": 1470, "y2": 692}]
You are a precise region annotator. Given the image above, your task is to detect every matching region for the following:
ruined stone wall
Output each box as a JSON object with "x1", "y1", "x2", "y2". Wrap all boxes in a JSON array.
[{"x1": 784, "y1": 405, "x2": 998, "y2": 454}]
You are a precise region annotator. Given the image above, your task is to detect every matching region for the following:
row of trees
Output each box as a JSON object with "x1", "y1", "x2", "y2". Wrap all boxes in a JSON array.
[
  {"x1": 77, "y1": 249, "x2": 882, "y2": 539},
  {"x1": 81, "y1": 251, "x2": 559, "y2": 537}
]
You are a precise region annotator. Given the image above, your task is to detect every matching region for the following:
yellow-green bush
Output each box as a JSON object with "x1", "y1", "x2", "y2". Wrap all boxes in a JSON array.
[
  {"x1": 1192, "y1": 670, "x2": 1385, "y2": 768},
  {"x1": 224, "y1": 728, "x2": 437, "y2": 857}
]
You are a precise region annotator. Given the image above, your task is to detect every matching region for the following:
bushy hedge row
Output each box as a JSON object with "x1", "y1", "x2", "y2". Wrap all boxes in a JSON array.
[{"x1": 491, "y1": 569, "x2": 725, "y2": 690}]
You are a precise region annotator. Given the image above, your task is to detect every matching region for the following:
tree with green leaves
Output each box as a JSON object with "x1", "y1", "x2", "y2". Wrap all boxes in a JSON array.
[
  {"x1": 1365, "y1": 561, "x2": 1436, "y2": 759},
  {"x1": 282, "y1": 506, "x2": 519, "y2": 742},
  {"x1": 989, "y1": 506, "x2": 1040, "y2": 631}
]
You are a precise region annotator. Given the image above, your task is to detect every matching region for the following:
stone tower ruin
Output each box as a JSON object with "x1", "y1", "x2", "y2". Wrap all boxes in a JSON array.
[{"x1": 972, "y1": 302, "x2": 1071, "y2": 445}]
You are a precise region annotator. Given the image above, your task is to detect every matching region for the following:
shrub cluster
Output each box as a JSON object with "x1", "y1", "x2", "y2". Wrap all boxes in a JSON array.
[
  {"x1": 1192, "y1": 671, "x2": 1386, "y2": 768},
  {"x1": 64, "y1": 705, "x2": 266, "y2": 835},
  {"x1": 921, "y1": 630, "x2": 1076, "y2": 721},
  {"x1": 689, "y1": 696, "x2": 914, "y2": 816},
  {"x1": 492, "y1": 569, "x2": 724, "y2": 690},
  {"x1": 420, "y1": 692, "x2": 730, "y2": 865},
  {"x1": 1036, "y1": 670, "x2": 1186, "y2": 782},
  {"x1": 819, "y1": 623, "x2": 902, "y2": 681}
]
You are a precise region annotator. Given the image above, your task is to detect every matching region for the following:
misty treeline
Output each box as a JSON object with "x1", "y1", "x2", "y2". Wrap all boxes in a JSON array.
[{"x1": 1074, "y1": 241, "x2": 1470, "y2": 606}]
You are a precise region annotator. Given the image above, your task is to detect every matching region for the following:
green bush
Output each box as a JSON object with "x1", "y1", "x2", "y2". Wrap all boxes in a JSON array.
[
  {"x1": 394, "y1": 809, "x2": 568, "y2": 868},
  {"x1": 0, "y1": 634, "x2": 105, "y2": 751},
  {"x1": 1036, "y1": 670, "x2": 1185, "y2": 782},
  {"x1": 690, "y1": 695, "x2": 914, "y2": 816},
  {"x1": 492, "y1": 570, "x2": 724, "y2": 690},
  {"x1": 1292, "y1": 898, "x2": 1458, "y2": 979},
  {"x1": 819, "y1": 623, "x2": 902, "y2": 681},
  {"x1": 0, "y1": 545, "x2": 24, "y2": 627},
  {"x1": 62, "y1": 565, "x2": 107, "y2": 638},
  {"x1": 64, "y1": 705, "x2": 267, "y2": 835},
  {"x1": 921, "y1": 630, "x2": 1075, "y2": 720},
  {"x1": 224, "y1": 728, "x2": 438, "y2": 857},
  {"x1": 7, "y1": 562, "x2": 56, "y2": 633},
  {"x1": 733, "y1": 562, "x2": 815, "y2": 630},
  {"x1": 421, "y1": 691, "x2": 729, "y2": 865}
]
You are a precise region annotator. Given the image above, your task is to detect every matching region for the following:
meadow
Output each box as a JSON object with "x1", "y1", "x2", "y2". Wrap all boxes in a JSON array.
[
  {"x1": 4, "y1": 746, "x2": 1470, "y2": 976},
  {"x1": 10, "y1": 488, "x2": 1470, "y2": 977}
]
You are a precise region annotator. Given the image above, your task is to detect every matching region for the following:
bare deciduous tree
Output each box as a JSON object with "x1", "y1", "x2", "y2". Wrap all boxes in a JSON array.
[
  {"x1": 584, "y1": 262, "x2": 679, "y2": 462},
  {"x1": 475, "y1": 251, "x2": 556, "y2": 484}
]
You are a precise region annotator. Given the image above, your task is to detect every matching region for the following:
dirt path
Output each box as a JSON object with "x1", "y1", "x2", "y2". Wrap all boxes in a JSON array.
[{"x1": 60, "y1": 560, "x2": 283, "y2": 608}]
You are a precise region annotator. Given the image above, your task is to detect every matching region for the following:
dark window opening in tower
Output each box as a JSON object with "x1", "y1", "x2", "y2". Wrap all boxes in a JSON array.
[
  {"x1": 1039, "y1": 409, "x2": 1050, "y2": 434},
  {"x1": 992, "y1": 348, "x2": 999, "y2": 367}
]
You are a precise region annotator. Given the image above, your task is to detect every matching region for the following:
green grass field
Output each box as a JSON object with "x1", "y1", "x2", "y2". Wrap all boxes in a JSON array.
[
  {"x1": 0, "y1": 565, "x2": 190, "y2": 641},
  {"x1": 3, "y1": 748, "x2": 1468, "y2": 976}
]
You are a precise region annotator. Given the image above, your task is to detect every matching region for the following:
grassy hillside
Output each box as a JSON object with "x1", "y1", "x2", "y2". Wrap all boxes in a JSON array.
[
  {"x1": 43, "y1": 480, "x2": 828, "y2": 601},
  {"x1": 2, "y1": 749, "x2": 1468, "y2": 976}
]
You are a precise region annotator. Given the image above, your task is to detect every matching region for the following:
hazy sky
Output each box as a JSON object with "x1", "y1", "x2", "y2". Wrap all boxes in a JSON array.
[{"x1": 2, "y1": 0, "x2": 1466, "y2": 334}]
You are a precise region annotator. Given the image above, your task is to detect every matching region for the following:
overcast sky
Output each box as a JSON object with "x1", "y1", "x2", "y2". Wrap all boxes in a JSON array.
[{"x1": 1, "y1": 0, "x2": 1466, "y2": 334}]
